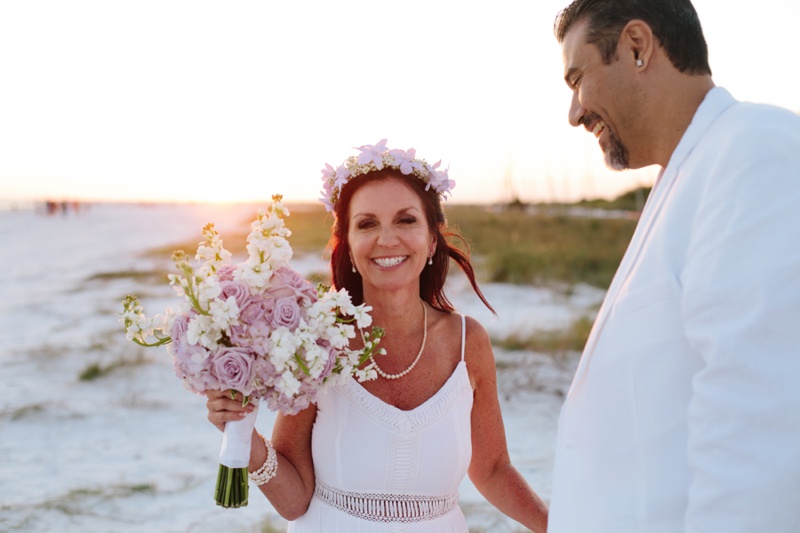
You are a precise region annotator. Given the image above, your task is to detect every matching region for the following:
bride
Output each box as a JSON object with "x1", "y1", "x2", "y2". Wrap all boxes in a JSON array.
[{"x1": 206, "y1": 140, "x2": 549, "y2": 532}]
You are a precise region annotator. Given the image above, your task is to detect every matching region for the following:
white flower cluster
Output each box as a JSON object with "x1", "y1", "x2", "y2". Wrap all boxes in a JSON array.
[
  {"x1": 236, "y1": 199, "x2": 293, "y2": 290},
  {"x1": 195, "y1": 222, "x2": 233, "y2": 278}
]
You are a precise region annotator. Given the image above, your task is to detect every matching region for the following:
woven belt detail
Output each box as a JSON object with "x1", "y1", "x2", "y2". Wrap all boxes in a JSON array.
[{"x1": 314, "y1": 480, "x2": 459, "y2": 523}]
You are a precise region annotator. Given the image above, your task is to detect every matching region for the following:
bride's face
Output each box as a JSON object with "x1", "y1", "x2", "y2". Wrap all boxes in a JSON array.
[{"x1": 347, "y1": 178, "x2": 434, "y2": 296}]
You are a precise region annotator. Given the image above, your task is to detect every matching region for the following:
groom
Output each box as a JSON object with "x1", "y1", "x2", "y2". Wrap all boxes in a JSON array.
[{"x1": 549, "y1": 0, "x2": 800, "y2": 531}]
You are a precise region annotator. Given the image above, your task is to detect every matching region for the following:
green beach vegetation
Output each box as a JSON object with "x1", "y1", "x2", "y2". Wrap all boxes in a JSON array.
[{"x1": 445, "y1": 204, "x2": 637, "y2": 289}]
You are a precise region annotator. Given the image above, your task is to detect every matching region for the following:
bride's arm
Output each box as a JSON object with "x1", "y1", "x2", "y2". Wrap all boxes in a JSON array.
[
  {"x1": 464, "y1": 318, "x2": 549, "y2": 533},
  {"x1": 206, "y1": 390, "x2": 316, "y2": 520}
]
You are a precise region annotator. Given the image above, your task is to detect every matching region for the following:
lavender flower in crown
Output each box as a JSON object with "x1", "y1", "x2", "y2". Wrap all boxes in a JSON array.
[
  {"x1": 319, "y1": 139, "x2": 456, "y2": 212},
  {"x1": 120, "y1": 194, "x2": 384, "y2": 509}
]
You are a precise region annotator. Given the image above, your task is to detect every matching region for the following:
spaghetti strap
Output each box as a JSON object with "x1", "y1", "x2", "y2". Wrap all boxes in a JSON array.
[{"x1": 460, "y1": 314, "x2": 466, "y2": 362}]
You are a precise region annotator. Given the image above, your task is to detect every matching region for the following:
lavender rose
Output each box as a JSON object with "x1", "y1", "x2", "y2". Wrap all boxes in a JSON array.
[
  {"x1": 239, "y1": 294, "x2": 274, "y2": 325},
  {"x1": 168, "y1": 311, "x2": 193, "y2": 346},
  {"x1": 269, "y1": 296, "x2": 302, "y2": 330},
  {"x1": 212, "y1": 346, "x2": 256, "y2": 395},
  {"x1": 268, "y1": 266, "x2": 317, "y2": 303},
  {"x1": 216, "y1": 264, "x2": 237, "y2": 282},
  {"x1": 230, "y1": 295, "x2": 275, "y2": 347},
  {"x1": 219, "y1": 279, "x2": 252, "y2": 311}
]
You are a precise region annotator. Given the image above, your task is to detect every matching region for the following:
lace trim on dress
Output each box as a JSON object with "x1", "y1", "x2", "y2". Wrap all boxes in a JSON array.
[
  {"x1": 338, "y1": 362, "x2": 472, "y2": 434},
  {"x1": 385, "y1": 427, "x2": 421, "y2": 492},
  {"x1": 314, "y1": 480, "x2": 459, "y2": 523}
]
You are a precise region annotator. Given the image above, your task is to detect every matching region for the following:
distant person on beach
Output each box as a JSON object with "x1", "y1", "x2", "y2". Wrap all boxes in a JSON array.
[
  {"x1": 206, "y1": 140, "x2": 549, "y2": 532},
  {"x1": 548, "y1": 0, "x2": 800, "y2": 531}
]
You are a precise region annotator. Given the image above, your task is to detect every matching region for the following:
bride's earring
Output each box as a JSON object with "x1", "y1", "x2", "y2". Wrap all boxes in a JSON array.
[
  {"x1": 350, "y1": 255, "x2": 357, "y2": 274},
  {"x1": 427, "y1": 254, "x2": 433, "y2": 266}
]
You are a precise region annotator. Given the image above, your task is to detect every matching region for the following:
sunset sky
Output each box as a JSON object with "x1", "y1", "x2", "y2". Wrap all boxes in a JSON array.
[{"x1": 1, "y1": 0, "x2": 798, "y2": 206}]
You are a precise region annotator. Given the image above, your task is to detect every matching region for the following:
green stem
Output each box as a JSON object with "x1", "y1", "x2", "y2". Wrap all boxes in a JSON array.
[
  {"x1": 132, "y1": 336, "x2": 171, "y2": 348},
  {"x1": 215, "y1": 465, "x2": 249, "y2": 508}
]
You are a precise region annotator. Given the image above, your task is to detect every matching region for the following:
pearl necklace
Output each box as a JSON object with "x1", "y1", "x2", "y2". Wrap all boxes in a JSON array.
[{"x1": 370, "y1": 301, "x2": 427, "y2": 380}]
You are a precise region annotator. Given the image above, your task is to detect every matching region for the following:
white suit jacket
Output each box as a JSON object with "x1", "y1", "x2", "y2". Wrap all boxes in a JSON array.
[{"x1": 548, "y1": 88, "x2": 800, "y2": 532}]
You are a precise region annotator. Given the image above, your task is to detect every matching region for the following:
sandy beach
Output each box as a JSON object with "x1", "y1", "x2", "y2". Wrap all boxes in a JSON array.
[{"x1": 0, "y1": 203, "x2": 603, "y2": 532}]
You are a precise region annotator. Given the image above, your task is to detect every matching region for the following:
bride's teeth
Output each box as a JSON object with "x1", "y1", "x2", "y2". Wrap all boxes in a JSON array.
[{"x1": 374, "y1": 256, "x2": 406, "y2": 267}]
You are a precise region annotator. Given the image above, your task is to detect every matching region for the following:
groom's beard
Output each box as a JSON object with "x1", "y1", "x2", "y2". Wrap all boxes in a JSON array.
[
  {"x1": 605, "y1": 126, "x2": 629, "y2": 170},
  {"x1": 584, "y1": 112, "x2": 630, "y2": 170}
]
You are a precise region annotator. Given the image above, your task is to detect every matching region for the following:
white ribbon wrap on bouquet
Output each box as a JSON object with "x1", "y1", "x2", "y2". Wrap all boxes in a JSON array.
[{"x1": 219, "y1": 401, "x2": 259, "y2": 469}]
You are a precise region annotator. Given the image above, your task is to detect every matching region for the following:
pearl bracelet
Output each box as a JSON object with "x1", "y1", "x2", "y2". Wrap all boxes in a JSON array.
[{"x1": 248, "y1": 432, "x2": 278, "y2": 486}]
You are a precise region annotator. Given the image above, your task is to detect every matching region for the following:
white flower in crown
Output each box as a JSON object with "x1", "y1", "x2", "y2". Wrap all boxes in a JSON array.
[
  {"x1": 356, "y1": 138, "x2": 388, "y2": 169},
  {"x1": 319, "y1": 139, "x2": 456, "y2": 212},
  {"x1": 388, "y1": 147, "x2": 424, "y2": 175}
]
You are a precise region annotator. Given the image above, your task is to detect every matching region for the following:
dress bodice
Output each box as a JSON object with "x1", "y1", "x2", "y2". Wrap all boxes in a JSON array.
[{"x1": 288, "y1": 314, "x2": 473, "y2": 532}]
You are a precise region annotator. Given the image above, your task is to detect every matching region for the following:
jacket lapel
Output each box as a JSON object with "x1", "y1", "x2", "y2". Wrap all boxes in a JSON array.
[
  {"x1": 567, "y1": 88, "x2": 738, "y2": 392},
  {"x1": 568, "y1": 168, "x2": 674, "y2": 390}
]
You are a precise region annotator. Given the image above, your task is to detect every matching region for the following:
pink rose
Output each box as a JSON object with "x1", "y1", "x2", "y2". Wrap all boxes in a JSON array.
[
  {"x1": 219, "y1": 279, "x2": 252, "y2": 310},
  {"x1": 168, "y1": 312, "x2": 193, "y2": 346},
  {"x1": 239, "y1": 294, "x2": 273, "y2": 325},
  {"x1": 269, "y1": 296, "x2": 302, "y2": 330},
  {"x1": 212, "y1": 346, "x2": 256, "y2": 395},
  {"x1": 217, "y1": 264, "x2": 237, "y2": 282},
  {"x1": 268, "y1": 267, "x2": 317, "y2": 303}
]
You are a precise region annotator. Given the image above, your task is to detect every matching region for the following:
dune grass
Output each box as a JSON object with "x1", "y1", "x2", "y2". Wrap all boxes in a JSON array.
[
  {"x1": 445, "y1": 204, "x2": 636, "y2": 288},
  {"x1": 1, "y1": 403, "x2": 46, "y2": 421},
  {"x1": 86, "y1": 269, "x2": 171, "y2": 285},
  {"x1": 78, "y1": 353, "x2": 149, "y2": 381},
  {"x1": 493, "y1": 315, "x2": 596, "y2": 357}
]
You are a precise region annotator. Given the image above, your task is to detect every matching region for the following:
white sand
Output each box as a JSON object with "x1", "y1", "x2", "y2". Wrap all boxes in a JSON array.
[{"x1": 0, "y1": 203, "x2": 603, "y2": 532}]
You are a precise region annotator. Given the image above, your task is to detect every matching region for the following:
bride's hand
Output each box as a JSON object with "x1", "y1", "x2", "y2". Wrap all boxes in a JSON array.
[{"x1": 205, "y1": 389, "x2": 255, "y2": 432}]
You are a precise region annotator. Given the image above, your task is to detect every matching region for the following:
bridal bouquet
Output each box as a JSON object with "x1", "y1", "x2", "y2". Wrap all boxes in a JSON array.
[{"x1": 121, "y1": 195, "x2": 383, "y2": 508}]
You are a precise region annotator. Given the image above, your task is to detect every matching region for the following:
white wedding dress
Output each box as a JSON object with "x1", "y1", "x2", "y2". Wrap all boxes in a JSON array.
[{"x1": 288, "y1": 315, "x2": 472, "y2": 532}]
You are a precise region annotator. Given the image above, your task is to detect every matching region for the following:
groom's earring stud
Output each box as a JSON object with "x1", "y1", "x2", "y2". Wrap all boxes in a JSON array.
[{"x1": 636, "y1": 58, "x2": 644, "y2": 68}]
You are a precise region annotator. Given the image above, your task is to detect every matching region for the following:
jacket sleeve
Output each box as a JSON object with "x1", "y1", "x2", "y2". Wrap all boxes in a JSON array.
[{"x1": 681, "y1": 111, "x2": 800, "y2": 532}]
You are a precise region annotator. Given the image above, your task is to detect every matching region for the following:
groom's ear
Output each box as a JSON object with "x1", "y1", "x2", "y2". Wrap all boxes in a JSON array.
[{"x1": 618, "y1": 19, "x2": 655, "y2": 70}]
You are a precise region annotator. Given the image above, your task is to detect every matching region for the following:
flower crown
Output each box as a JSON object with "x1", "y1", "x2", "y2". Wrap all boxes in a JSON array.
[{"x1": 319, "y1": 139, "x2": 455, "y2": 213}]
